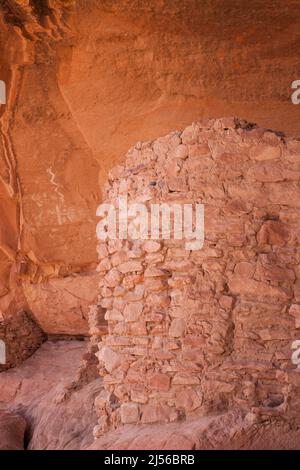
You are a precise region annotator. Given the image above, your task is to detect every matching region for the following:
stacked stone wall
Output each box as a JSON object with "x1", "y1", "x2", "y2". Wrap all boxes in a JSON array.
[
  {"x1": 91, "y1": 118, "x2": 300, "y2": 435},
  {"x1": 0, "y1": 310, "x2": 46, "y2": 371}
]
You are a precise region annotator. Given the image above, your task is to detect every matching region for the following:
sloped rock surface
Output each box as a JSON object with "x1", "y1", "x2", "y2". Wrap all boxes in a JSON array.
[
  {"x1": 0, "y1": 340, "x2": 103, "y2": 449},
  {"x1": 0, "y1": 0, "x2": 300, "y2": 335}
]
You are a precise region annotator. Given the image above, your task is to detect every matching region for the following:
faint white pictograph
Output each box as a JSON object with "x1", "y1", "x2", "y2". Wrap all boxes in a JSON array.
[{"x1": 96, "y1": 196, "x2": 204, "y2": 251}]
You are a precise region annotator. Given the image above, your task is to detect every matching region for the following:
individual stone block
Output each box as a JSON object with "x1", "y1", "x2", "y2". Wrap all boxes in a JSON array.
[
  {"x1": 118, "y1": 261, "x2": 143, "y2": 274},
  {"x1": 172, "y1": 374, "x2": 200, "y2": 385},
  {"x1": 131, "y1": 385, "x2": 148, "y2": 404},
  {"x1": 97, "y1": 346, "x2": 121, "y2": 373},
  {"x1": 257, "y1": 220, "x2": 290, "y2": 247},
  {"x1": 175, "y1": 388, "x2": 203, "y2": 411},
  {"x1": 148, "y1": 373, "x2": 170, "y2": 391},
  {"x1": 120, "y1": 403, "x2": 140, "y2": 424},
  {"x1": 141, "y1": 404, "x2": 170, "y2": 424},
  {"x1": 105, "y1": 309, "x2": 124, "y2": 321},
  {"x1": 104, "y1": 269, "x2": 122, "y2": 288},
  {"x1": 124, "y1": 302, "x2": 143, "y2": 322},
  {"x1": 143, "y1": 240, "x2": 161, "y2": 253},
  {"x1": 249, "y1": 144, "x2": 281, "y2": 161}
]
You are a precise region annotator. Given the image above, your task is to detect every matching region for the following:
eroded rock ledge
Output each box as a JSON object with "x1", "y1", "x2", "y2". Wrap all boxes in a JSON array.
[{"x1": 91, "y1": 118, "x2": 300, "y2": 436}]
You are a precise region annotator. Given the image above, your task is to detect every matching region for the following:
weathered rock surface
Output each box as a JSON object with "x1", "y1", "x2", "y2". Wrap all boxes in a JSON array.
[
  {"x1": 22, "y1": 273, "x2": 99, "y2": 335},
  {"x1": 89, "y1": 409, "x2": 300, "y2": 450}
]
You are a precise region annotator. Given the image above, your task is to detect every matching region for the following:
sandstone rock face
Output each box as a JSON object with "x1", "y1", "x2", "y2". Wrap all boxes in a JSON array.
[
  {"x1": 0, "y1": 410, "x2": 26, "y2": 450},
  {"x1": 0, "y1": 1, "x2": 300, "y2": 337},
  {"x1": 93, "y1": 118, "x2": 300, "y2": 435},
  {"x1": 22, "y1": 273, "x2": 99, "y2": 335}
]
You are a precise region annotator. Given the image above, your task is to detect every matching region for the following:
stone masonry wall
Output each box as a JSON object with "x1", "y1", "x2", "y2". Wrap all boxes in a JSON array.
[
  {"x1": 0, "y1": 310, "x2": 46, "y2": 371},
  {"x1": 91, "y1": 118, "x2": 300, "y2": 436}
]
